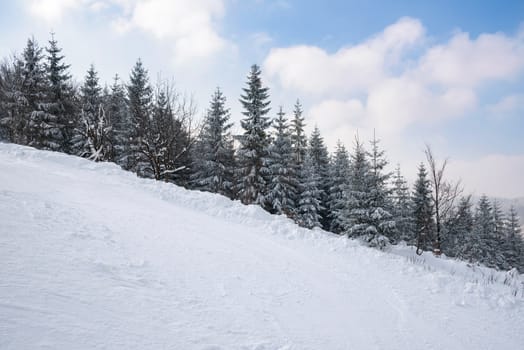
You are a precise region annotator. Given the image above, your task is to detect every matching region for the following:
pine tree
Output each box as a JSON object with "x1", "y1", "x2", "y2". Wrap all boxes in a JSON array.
[
  {"x1": 296, "y1": 153, "x2": 323, "y2": 229},
  {"x1": 366, "y1": 133, "x2": 395, "y2": 245},
  {"x1": 236, "y1": 64, "x2": 271, "y2": 206},
  {"x1": 391, "y1": 165, "x2": 414, "y2": 243},
  {"x1": 473, "y1": 195, "x2": 496, "y2": 267},
  {"x1": 192, "y1": 87, "x2": 235, "y2": 197},
  {"x1": 412, "y1": 163, "x2": 434, "y2": 254},
  {"x1": 72, "y1": 65, "x2": 111, "y2": 161},
  {"x1": 503, "y1": 206, "x2": 523, "y2": 271},
  {"x1": 343, "y1": 137, "x2": 371, "y2": 238},
  {"x1": 491, "y1": 199, "x2": 507, "y2": 268},
  {"x1": 140, "y1": 87, "x2": 175, "y2": 180},
  {"x1": 308, "y1": 126, "x2": 330, "y2": 228},
  {"x1": 0, "y1": 55, "x2": 25, "y2": 143},
  {"x1": 126, "y1": 59, "x2": 153, "y2": 176},
  {"x1": 36, "y1": 33, "x2": 77, "y2": 152},
  {"x1": 290, "y1": 99, "x2": 307, "y2": 166},
  {"x1": 327, "y1": 141, "x2": 350, "y2": 234},
  {"x1": 266, "y1": 106, "x2": 298, "y2": 216},
  {"x1": 447, "y1": 196, "x2": 474, "y2": 259},
  {"x1": 20, "y1": 38, "x2": 49, "y2": 149},
  {"x1": 107, "y1": 74, "x2": 130, "y2": 167}
]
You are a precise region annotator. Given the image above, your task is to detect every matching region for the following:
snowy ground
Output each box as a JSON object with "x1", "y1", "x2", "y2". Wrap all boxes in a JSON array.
[{"x1": 1, "y1": 143, "x2": 523, "y2": 350}]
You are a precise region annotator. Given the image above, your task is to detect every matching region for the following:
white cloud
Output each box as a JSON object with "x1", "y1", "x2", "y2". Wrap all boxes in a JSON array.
[
  {"x1": 112, "y1": 0, "x2": 228, "y2": 62},
  {"x1": 264, "y1": 17, "x2": 524, "y2": 141},
  {"x1": 448, "y1": 154, "x2": 524, "y2": 198},
  {"x1": 24, "y1": 0, "x2": 229, "y2": 62},
  {"x1": 366, "y1": 79, "x2": 477, "y2": 132},
  {"x1": 487, "y1": 94, "x2": 524, "y2": 117},
  {"x1": 26, "y1": 0, "x2": 82, "y2": 22},
  {"x1": 264, "y1": 17, "x2": 424, "y2": 96},
  {"x1": 416, "y1": 32, "x2": 524, "y2": 87}
]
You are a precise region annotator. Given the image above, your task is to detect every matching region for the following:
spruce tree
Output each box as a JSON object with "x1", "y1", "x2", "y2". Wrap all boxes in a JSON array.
[
  {"x1": 366, "y1": 133, "x2": 395, "y2": 244},
  {"x1": 391, "y1": 165, "x2": 414, "y2": 243},
  {"x1": 107, "y1": 74, "x2": 131, "y2": 167},
  {"x1": 412, "y1": 163, "x2": 434, "y2": 254},
  {"x1": 140, "y1": 87, "x2": 177, "y2": 180},
  {"x1": 126, "y1": 59, "x2": 153, "y2": 176},
  {"x1": 21, "y1": 38, "x2": 50, "y2": 149},
  {"x1": 236, "y1": 64, "x2": 271, "y2": 206},
  {"x1": 38, "y1": 33, "x2": 77, "y2": 152},
  {"x1": 308, "y1": 126, "x2": 330, "y2": 228},
  {"x1": 491, "y1": 199, "x2": 507, "y2": 268},
  {"x1": 0, "y1": 55, "x2": 25, "y2": 143},
  {"x1": 290, "y1": 99, "x2": 307, "y2": 166},
  {"x1": 473, "y1": 195, "x2": 496, "y2": 267},
  {"x1": 192, "y1": 87, "x2": 235, "y2": 197},
  {"x1": 72, "y1": 65, "x2": 111, "y2": 161},
  {"x1": 447, "y1": 196, "x2": 474, "y2": 259},
  {"x1": 327, "y1": 141, "x2": 350, "y2": 234},
  {"x1": 503, "y1": 206, "x2": 523, "y2": 271},
  {"x1": 266, "y1": 106, "x2": 298, "y2": 216},
  {"x1": 296, "y1": 152, "x2": 323, "y2": 229},
  {"x1": 343, "y1": 137, "x2": 371, "y2": 239}
]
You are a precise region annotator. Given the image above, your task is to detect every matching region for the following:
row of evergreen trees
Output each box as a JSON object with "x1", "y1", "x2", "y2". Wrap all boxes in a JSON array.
[{"x1": 0, "y1": 35, "x2": 522, "y2": 272}]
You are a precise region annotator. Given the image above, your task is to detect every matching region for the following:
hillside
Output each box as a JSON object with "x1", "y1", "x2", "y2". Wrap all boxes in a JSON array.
[{"x1": 0, "y1": 143, "x2": 523, "y2": 350}]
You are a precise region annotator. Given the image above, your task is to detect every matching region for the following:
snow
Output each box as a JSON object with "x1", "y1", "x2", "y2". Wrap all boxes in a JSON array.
[{"x1": 0, "y1": 143, "x2": 523, "y2": 350}]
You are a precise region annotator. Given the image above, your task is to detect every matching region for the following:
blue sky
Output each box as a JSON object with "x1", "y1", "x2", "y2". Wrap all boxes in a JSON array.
[{"x1": 1, "y1": 0, "x2": 523, "y2": 198}]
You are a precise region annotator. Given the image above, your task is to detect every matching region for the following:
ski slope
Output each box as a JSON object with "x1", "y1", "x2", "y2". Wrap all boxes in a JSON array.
[{"x1": 0, "y1": 143, "x2": 523, "y2": 350}]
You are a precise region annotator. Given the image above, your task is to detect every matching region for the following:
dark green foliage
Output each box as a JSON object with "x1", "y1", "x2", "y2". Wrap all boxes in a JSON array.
[
  {"x1": 192, "y1": 87, "x2": 235, "y2": 197},
  {"x1": 412, "y1": 163, "x2": 434, "y2": 253},
  {"x1": 266, "y1": 106, "x2": 298, "y2": 217},
  {"x1": 107, "y1": 75, "x2": 130, "y2": 166},
  {"x1": 37, "y1": 34, "x2": 77, "y2": 153},
  {"x1": 327, "y1": 141, "x2": 350, "y2": 234},
  {"x1": 235, "y1": 64, "x2": 272, "y2": 206},
  {"x1": 307, "y1": 126, "x2": 330, "y2": 228},
  {"x1": 126, "y1": 59, "x2": 153, "y2": 175},
  {"x1": 391, "y1": 165, "x2": 414, "y2": 243}
]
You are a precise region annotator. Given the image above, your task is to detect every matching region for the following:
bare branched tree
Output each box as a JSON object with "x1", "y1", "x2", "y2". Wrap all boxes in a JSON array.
[
  {"x1": 141, "y1": 77, "x2": 200, "y2": 184},
  {"x1": 425, "y1": 145, "x2": 463, "y2": 255}
]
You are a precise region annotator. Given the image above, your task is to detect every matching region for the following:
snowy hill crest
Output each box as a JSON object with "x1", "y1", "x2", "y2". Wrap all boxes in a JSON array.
[{"x1": 1, "y1": 143, "x2": 523, "y2": 350}]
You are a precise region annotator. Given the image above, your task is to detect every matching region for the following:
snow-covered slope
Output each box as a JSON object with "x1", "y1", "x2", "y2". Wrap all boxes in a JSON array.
[{"x1": 1, "y1": 143, "x2": 523, "y2": 350}]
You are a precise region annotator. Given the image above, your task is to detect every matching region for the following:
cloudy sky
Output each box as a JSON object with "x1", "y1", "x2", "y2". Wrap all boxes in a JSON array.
[{"x1": 1, "y1": 0, "x2": 523, "y2": 198}]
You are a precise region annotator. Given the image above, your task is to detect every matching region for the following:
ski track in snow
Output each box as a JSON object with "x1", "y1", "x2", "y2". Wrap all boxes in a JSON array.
[{"x1": 0, "y1": 143, "x2": 523, "y2": 349}]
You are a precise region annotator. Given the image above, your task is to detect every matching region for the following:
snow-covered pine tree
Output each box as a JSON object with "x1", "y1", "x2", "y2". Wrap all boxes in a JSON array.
[
  {"x1": 308, "y1": 126, "x2": 330, "y2": 228},
  {"x1": 492, "y1": 199, "x2": 506, "y2": 238},
  {"x1": 107, "y1": 74, "x2": 131, "y2": 168},
  {"x1": 327, "y1": 141, "x2": 350, "y2": 234},
  {"x1": 126, "y1": 59, "x2": 153, "y2": 176},
  {"x1": 266, "y1": 106, "x2": 298, "y2": 217},
  {"x1": 366, "y1": 133, "x2": 395, "y2": 246},
  {"x1": 20, "y1": 38, "x2": 50, "y2": 149},
  {"x1": 446, "y1": 195, "x2": 474, "y2": 259},
  {"x1": 503, "y1": 206, "x2": 523, "y2": 271},
  {"x1": 491, "y1": 199, "x2": 507, "y2": 268},
  {"x1": 139, "y1": 86, "x2": 176, "y2": 180},
  {"x1": 412, "y1": 163, "x2": 434, "y2": 254},
  {"x1": 296, "y1": 152, "x2": 323, "y2": 229},
  {"x1": 290, "y1": 99, "x2": 307, "y2": 166},
  {"x1": 192, "y1": 87, "x2": 235, "y2": 197},
  {"x1": 235, "y1": 64, "x2": 271, "y2": 206},
  {"x1": 391, "y1": 165, "x2": 414, "y2": 243},
  {"x1": 72, "y1": 65, "x2": 112, "y2": 161},
  {"x1": 343, "y1": 136, "x2": 372, "y2": 240},
  {"x1": 0, "y1": 55, "x2": 25, "y2": 143},
  {"x1": 36, "y1": 33, "x2": 77, "y2": 153},
  {"x1": 473, "y1": 195, "x2": 496, "y2": 267}
]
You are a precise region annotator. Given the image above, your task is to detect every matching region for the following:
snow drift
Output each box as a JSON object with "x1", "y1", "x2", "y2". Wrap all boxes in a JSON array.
[{"x1": 0, "y1": 143, "x2": 523, "y2": 350}]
